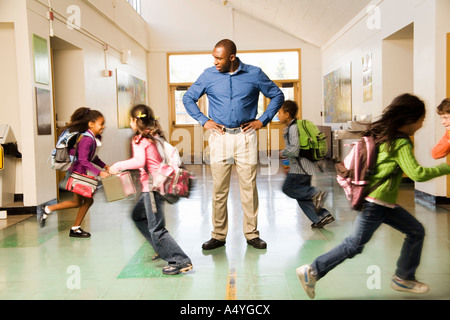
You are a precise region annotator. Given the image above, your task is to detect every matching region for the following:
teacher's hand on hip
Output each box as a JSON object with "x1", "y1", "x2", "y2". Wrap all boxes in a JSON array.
[{"x1": 241, "y1": 120, "x2": 263, "y2": 133}]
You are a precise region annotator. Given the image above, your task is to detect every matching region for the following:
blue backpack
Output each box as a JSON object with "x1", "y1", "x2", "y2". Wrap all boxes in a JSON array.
[{"x1": 49, "y1": 130, "x2": 95, "y2": 171}]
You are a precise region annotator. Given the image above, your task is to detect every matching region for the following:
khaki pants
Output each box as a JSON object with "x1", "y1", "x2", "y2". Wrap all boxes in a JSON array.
[{"x1": 209, "y1": 129, "x2": 259, "y2": 241}]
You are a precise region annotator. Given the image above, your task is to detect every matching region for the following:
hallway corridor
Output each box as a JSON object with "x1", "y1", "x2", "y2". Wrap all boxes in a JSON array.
[{"x1": 0, "y1": 162, "x2": 449, "y2": 300}]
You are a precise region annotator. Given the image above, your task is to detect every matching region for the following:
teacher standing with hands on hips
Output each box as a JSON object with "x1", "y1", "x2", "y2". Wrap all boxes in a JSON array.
[{"x1": 183, "y1": 39, "x2": 285, "y2": 250}]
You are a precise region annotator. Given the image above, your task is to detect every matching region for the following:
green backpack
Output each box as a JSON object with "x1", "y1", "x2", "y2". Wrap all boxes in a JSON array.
[{"x1": 290, "y1": 119, "x2": 328, "y2": 162}]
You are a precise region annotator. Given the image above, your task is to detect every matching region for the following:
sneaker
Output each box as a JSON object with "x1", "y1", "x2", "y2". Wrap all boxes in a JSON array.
[
  {"x1": 162, "y1": 262, "x2": 193, "y2": 275},
  {"x1": 391, "y1": 275, "x2": 430, "y2": 294},
  {"x1": 69, "y1": 227, "x2": 91, "y2": 238},
  {"x1": 151, "y1": 253, "x2": 161, "y2": 261},
  {"x1": 296, "y1": 264, "x2": 317, "y2": 299},
  {"x1": 312, "y1": 191, "x2": 327, "y2": 212},
  {"x1": 311, "y1": 215, "x2": 335, "y2": 228}
]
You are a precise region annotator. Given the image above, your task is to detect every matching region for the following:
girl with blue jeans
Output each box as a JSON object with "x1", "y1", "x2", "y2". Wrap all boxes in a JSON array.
[
  {"x1": 297, "y1": 94, "x2": 450, "y2": 298},
  {"x1": 131, "y1": 192, "x2": 192, "y2": 270},
  {"x1": 110, "y1": 105, "x2": 192, "y2": 275}
]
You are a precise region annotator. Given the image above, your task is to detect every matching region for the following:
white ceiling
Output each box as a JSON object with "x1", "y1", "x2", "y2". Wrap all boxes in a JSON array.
[{"x1": 208, "y1": 0, "x2": 374, "y2": 47}]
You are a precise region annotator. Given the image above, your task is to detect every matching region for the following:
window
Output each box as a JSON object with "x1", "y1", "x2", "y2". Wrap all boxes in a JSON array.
[
  {"x1": 169, "y1": 50, "x2": 299, "y2": 84},
  {"x1": 127, "y1": 0, "x2": 141, "y2": 15},
  {"x1": 169, "y1": 50, "x2": 300, "y2": 125}
]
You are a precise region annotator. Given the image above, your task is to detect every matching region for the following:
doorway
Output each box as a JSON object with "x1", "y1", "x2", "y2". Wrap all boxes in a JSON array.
[
  {"x1": 382, "y1": 23, "x2": 414, "y2": 106},
  {"x1": 50, "y1": 37, "x2": 85, "y2": 199},
  {"x1": 447, "y1": 33, "x2": 450, "y2": 197}
]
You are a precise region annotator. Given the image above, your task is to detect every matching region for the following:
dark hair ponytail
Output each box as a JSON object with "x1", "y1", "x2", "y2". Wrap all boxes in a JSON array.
[
  {"x1": 130, "y1": 104, "x2": 166, "y2": 142},
  {"x1": 65, "y1": 107, "x2": 104, "y2": 133}
]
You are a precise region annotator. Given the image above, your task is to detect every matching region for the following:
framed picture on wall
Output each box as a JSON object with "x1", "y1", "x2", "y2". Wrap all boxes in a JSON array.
[
  {"x1": 35, "y1": 87, "x2": 52, "y2": 135},
  {"x1": 116, "y1": 69, "x2": 147, "y2": 129},
  {"x1": 362, "y1": 53, "x2": 373, "y2": 102},
  {"x1": 32, "y1": 34, "x2": 49, "y2": 85},
  {"x1": 323, "y1": 62, "x2": 352, "y2": 123}
]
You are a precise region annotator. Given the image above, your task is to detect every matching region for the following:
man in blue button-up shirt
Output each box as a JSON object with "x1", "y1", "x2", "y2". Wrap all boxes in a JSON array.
[{"x1": 183, "y1": 39, "x2": 284, "y2": 251}]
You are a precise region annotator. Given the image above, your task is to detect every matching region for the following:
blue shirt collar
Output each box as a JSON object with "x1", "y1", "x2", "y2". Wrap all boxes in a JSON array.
[
  {"x1": 213, "y1": 57, "x2": 249, "y2": 75},
  {"x1": 233, "y1": 57, "x2": 249, "y2": 74}
]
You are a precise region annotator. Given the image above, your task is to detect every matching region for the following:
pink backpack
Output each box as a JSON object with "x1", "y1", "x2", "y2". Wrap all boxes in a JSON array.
[
  {"x1": 335, "y1": 136, "x2": 377, "y2": 211},
  {"x1": 150, "y1": 136, "x2": 194, "y2": 205}
]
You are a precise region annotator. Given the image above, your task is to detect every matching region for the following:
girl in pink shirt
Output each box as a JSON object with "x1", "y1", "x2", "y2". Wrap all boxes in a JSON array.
[{"x1": 109, "y1": 105, "x2": 192, "y2": 275}]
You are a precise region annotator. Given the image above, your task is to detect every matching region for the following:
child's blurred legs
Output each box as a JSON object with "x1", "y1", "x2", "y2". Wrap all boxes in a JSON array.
[
  {"x1": 282, "y1": 174, "x2": 330, "y2": 224},
  {"x1": 44, "y1": 193, "x2": 93, "y2": 237},
  {"x1": 311, "y1": 202, "x2": 425, "y2": 281},
  {"x1": 47, "y1": 193, "x2": 82, "y2": 212},
  {"x1": 132, "y1": 193, "x2": 191, "y2": 270}
]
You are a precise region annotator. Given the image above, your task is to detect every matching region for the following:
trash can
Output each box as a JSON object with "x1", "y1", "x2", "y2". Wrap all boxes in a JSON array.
[{"x1": 332, "y1": 130, "x2": 362, "y2": 162}]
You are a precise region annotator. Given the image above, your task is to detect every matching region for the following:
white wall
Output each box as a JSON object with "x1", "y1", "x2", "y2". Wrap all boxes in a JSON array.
[
  {"x1": 141, "y1": 0, "x2": 323, "y2": 135},
  {"x1": 322, "y1": 0, "x2": 450, "y2": 198},
  {"x1": 0, "y1": 0, "x2": 36, "y2": 205},
  {"x1": 0, "y1": 22, "x2": 21, "y2": 199},
  {"x1": 0, "y1": 0, "x2": 149, "y2": 206}
]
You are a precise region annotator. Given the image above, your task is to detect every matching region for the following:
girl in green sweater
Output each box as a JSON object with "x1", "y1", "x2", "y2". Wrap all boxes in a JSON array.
[{"x1": 297, "y1": 93, "x2": 450, "y2": 299}]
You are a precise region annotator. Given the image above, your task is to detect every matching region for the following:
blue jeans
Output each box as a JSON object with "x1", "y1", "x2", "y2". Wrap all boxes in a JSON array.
[
  {"x1": 311, "y1": 202, "x2": 425, "y2": 280},
  {"x1": 282, "y1": 174, "x2": 330, "y2": 224},
  {"x1": 132, "y1": 192, "x2": 191, "y2": 266}
]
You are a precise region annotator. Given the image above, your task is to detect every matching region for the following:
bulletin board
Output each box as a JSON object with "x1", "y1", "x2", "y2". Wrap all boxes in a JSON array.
[
  {"x1": 32, "y1": 34, "x2": 49, "y2": 85},
  {"x1": 116, "y1": 69, "x2": 147, "y2": 129},
  {"x1": 323, "y1": 62, "x2": 352, "y2": 123}
]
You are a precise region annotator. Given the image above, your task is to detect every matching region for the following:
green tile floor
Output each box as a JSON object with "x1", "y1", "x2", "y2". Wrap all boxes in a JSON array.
[{"x1": 0, "y1": 162, "x2": 449, "y2": 300}]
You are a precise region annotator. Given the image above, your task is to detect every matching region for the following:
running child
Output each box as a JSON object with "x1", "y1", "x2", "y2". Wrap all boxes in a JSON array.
[
  {"x1": 42, "y1": 107, "x2": 110, "y2": 238},
  {"x1": 109, "y1": 104, "x2": 192, "y2": 275},
  {"x1": 297, "y1": 93, "x2": 450, "y2": 299},
  {"x1": 278, "y1": 100, "x2": 334, "y2": 228}
]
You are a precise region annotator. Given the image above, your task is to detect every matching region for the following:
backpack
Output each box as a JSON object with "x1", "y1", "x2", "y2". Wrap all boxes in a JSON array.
[
  {"x1": 49, "y1": 130, "x2": 81, "y2": 171},
  {"x1": 50, "y1": 130, "x2": 96, "y2": 171},
  {"x1": 149, "y1": 136, "x2": 194, "y2": 207},
  {"x1": 335, "y1": 135, "x2": 400, "y2": 211},
  {"x1": 290, "y1": 120, "x2": 328, "y2": 162}
]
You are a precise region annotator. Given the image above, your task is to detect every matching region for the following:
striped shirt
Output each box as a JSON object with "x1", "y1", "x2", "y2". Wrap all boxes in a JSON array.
[{"x1": 282, "y1": 119, "x2": 317, "y2": 175}]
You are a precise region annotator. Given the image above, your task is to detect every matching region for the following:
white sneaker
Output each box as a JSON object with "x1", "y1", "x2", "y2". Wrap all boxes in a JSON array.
[
  {"x1": 296, "y1": 265, "x2": 317, "y2": 299},
  {"x1": 391, "y1": 275, "x2": 430, "y2": 294},
  {"x1": 43, "y1": 206, "x2": 52, "y2": 219}
]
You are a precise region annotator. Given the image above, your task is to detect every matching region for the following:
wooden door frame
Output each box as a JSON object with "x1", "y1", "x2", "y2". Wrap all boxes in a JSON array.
[{"x1": 446, "y1": 33, "x2": 450, "y2": 197}]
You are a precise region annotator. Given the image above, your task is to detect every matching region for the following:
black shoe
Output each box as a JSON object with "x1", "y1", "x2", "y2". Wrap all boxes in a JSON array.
[
  {"x1": 202, "y1": 238, "x2": 226, "y2": 250},
  {"x1": 311, "y1": 215, "x2": 335, "y2": 228},
  {"x1": 38, "y1": 213, "x2": 47, "y2": 228},
  {"x1": 247, "y1": 237, "x2": 267, "y2": 249},
  {"x1": 69, "y1": 228, "x2": 91, "y2": 238},
  {"x1": 38, "y1": 206, "x2": 51, "y2": 228}
]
